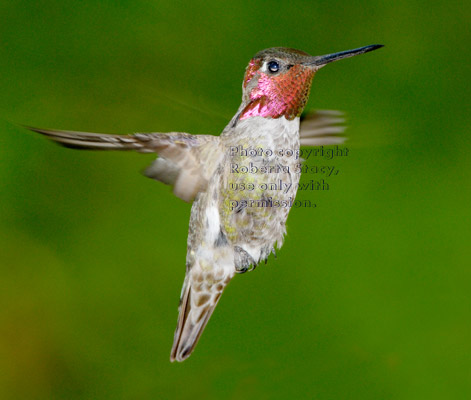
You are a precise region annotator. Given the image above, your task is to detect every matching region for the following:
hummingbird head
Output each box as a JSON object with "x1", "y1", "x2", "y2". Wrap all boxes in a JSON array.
[{"x1": 240, "y1": 44, "x2": 383, "y2": 121}]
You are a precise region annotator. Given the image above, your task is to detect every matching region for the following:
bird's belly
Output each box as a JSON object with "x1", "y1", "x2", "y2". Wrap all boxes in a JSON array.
[
  {"x1": 222, "y1": 155, "x2": 300, "y2": 252},
  {"x1": 218, "y1": 115, "x2": 301, "y2": 262}
]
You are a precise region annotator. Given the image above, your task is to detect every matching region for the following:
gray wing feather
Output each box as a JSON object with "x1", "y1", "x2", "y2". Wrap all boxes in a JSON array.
[
  {"x1": 299, "y1": 110, "x2": 347, "y2": 146},
  {"x1": 26, "y1": 126, "x2": 220, "y2": 202}
]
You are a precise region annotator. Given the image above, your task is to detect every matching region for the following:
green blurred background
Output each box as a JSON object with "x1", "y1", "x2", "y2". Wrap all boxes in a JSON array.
[{"x1": 0, "y1": 0, "x2": 469, "y2": 399}]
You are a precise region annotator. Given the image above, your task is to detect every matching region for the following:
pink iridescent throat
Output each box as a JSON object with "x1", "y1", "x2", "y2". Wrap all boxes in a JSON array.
[{"x1": 240, "y1": 63, "x2": 314, "y2": 121}]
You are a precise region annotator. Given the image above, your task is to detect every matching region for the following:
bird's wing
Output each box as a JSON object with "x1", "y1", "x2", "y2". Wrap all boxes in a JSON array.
[
  {"x1": 299, "y1": 110, "x2": 347, "y2": 146},
  {"x1": 26, "y1": 126, "x2": 222, "y2": 202}
]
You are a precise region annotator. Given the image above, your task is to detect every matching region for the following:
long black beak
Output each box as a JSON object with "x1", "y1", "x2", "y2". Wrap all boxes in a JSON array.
[{"x1": 304, "y1": 44, "x2": 384, "y2": 68}]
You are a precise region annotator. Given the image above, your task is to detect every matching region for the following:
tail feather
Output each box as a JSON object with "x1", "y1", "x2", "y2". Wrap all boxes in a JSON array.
[{"x1": 170, "y1": 274, "x2": 231, "y2": 362}]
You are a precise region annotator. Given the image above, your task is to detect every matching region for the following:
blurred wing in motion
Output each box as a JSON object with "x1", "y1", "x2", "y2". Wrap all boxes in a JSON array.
[
  {"x1": 300, "y1": 110, "x2": 346, "y2": 146},
  {"x1": 25, "y1": 126, "x2": 222, "y2": 202}
]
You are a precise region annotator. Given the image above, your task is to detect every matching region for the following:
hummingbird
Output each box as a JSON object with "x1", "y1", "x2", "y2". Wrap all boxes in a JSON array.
[{"x1": 26, "y1": 44, "x2": 383, "y2": 362}]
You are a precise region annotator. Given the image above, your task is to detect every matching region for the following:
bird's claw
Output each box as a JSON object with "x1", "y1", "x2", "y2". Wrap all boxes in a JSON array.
[{"x1": 234, "y1": 246, "x2": 257, "y2": 274}]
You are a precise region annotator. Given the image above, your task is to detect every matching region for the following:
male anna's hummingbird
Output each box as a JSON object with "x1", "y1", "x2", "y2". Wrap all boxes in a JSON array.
[{"x1": 27, "y1": 44, "x2": 383, "y2": 362}]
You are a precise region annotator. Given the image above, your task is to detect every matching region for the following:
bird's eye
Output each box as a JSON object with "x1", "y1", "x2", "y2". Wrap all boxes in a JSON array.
[{"x1": 267, "y1": 61, "x2": 280, "y2": 73}]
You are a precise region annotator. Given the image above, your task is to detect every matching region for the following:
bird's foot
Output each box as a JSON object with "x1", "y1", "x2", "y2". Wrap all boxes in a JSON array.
[{"x1": 234, "y1": 246, "x2": 257, "y2": 274}]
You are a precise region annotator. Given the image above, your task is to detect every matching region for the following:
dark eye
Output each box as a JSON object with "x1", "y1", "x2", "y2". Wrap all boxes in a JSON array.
[{"x1": 267, "y1": 60, "x2": 280, "y2": 73}]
